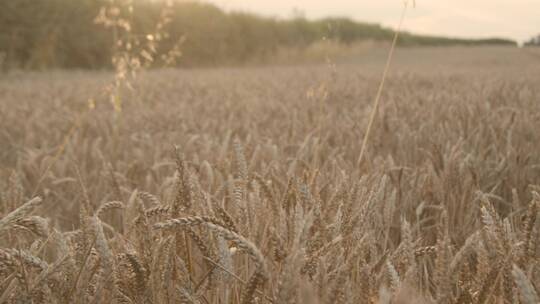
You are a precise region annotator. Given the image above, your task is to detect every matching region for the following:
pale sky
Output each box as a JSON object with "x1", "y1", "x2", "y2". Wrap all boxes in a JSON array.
[{"x1": 208, "y1": 0, "x2": 540, "y2": 43}]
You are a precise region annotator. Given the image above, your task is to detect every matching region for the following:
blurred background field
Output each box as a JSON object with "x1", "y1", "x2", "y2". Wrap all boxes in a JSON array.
[{"x1": 0, "y1": 0, "x2": 522, "y2": 70}]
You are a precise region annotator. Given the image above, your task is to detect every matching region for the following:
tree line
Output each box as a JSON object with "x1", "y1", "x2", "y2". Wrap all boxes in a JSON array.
[
  {"x1": 0, "y1": 0, "x2": 518, "y2": 70},
  {"x1": 525, "y1": 34, "x2": 540, "y2": 46}
]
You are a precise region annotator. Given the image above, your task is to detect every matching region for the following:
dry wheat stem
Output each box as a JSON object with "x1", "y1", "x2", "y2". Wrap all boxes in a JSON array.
[{"x1": 357, "y1": 0, "x2": 410, "y2": 167}]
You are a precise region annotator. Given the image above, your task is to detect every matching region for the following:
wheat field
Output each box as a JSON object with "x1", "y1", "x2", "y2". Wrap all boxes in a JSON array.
[{"x1": 1, "y1": 46, "x2": 540, "y2": 303}]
